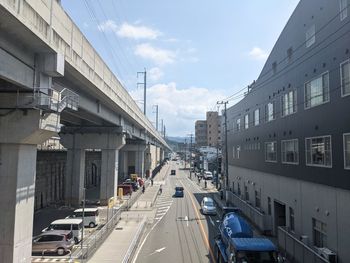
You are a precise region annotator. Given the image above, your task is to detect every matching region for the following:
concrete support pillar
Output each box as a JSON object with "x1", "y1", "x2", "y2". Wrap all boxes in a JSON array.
[
  {"x1": 144, "y1": 145, "x2": 152, "y2": 178},
  {"x1": 121, "y1": 143, "x2": 147, "y2": 179},
  {"x1": 0, "y1": 110, "x2": 57, "y2": 263},
  {"x1": 135, "y1": 148, "x2": 145, "y2": 178},
  {"x1": 65, "y1": 148, "x2": 85, "y2": 206},
  {"x1": 118, "y1": 151, "x2": 128, "y2": 182},
  {"x1": 100, "y1": 149, "x2": 119, "y2": 204},
  {"x1": 60, "y1": 129, "x2": 125, "y2": 206}
]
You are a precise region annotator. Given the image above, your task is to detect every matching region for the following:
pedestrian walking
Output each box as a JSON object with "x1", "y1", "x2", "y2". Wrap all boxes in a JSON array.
[
  {"x1": 204, "y1": 180, "x2": 207, "y2": 188},
  {"x1": 151, "y1": 178, "x2": 154, "y2": 186},
  {"x1": 142, "y1": 185, "x2": 145, "y2": 194}
]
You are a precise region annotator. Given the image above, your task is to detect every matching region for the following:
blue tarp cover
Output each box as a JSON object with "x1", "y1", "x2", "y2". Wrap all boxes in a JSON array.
[
  {"x1": 220, "y1": 212, "x2": 253, "y2": 238},
  {"x1": 232, "y1": 238, "x2": 277, "y2": 252}
]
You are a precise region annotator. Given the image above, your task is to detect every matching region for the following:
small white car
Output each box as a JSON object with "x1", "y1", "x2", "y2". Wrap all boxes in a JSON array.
[
  {"x1": 203, "y1": 171, "x2": 213, "y2": 180},
  {"x1": 201, "y1": 197, "x2": 217, "y2": 215}
]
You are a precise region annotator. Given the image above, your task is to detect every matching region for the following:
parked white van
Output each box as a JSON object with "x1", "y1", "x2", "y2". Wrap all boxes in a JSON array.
[
  {"x1": 42, "y1": 218, "x2": 83, "y2": 244},
  {"x1": 66, "y1": 208, "x2": 99, "y2": 228}
]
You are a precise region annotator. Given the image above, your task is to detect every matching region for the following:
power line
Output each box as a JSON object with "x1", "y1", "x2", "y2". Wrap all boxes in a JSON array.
[
  {"x1": 217, "y1": 101, "x2": 229, "y2": 193},
  {"x1": 221, "y1": 20, "x2": 350, "y2": 120},
  {"x1": 222, "y1": 3, "x2": 350, "y2": 103}
]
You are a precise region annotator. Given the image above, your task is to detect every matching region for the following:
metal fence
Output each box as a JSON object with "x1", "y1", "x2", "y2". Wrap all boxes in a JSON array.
[
  {"x1": 278, "y1": 226, "x2": 329, "y2": 263},
  {"x1": 226, "y1": 191, "x2": 273, "y2": 233},
  {"x1": 69, "y1": 188, "x2": 143, "y2": 261}
]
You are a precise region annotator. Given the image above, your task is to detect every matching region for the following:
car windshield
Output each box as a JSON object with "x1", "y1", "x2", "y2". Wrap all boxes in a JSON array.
[
  {"x1": 204, "y1": 201, "x2": 214, "y2": 207},
  {"x1": 236, "y1": 251, "x2": 278, "y2": 263}
]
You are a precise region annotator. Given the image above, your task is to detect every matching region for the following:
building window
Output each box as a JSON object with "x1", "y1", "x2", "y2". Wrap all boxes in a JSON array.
[
  {"x1": 340, "y1": 0, "x2": 348, "y2": 20},
  {"x1": 236, "y1": 119, "x2": 241, "y2": 131},
  {"x1": 289, "y1": 207, "x2": 295, "y2": 232},
  {"x1": 272, "y1": 62, "x2": 277, "y2": 74},
  {"x1": 237, "y1": 145, "x2": 241, "y2": 159},
  {"x1": 287, "y1": 47, "x2": 293, "y2": 62},
  {"x1": 341, "y1": 59, "x2": 350, "y2": 96},
  {"x1": 232, "y1": 146, "x2": 236, "y2": 159},
  {"x1": 244, "y1": 114, "x2": 249, "y2": 129},
  {"x1": 254, "y1": 109, "x2": 260, "y2": 126},
  {"x1": 244, "y1": 183, "x2": 249, "y2": 201},
  {"x1": 344, "y1": 133, "x2": 350, "y2": 169},
  {"x1": 306, "y1": 136, "x2": 332, "y2": 167},
  {"x1": 282, "y1": 139, "x2": 299, "y2": 164},
  {"x1": 265, "y1": 102, "x2": 275, "y2": 122},
  {"x1": 282, "y1": 90, "x2": 297, "y2": 117},
  {"x1": 265, "y1": 141, "x2": 277, "y2": 162},
  {"x1": 305, "y1": 72, "x2": 329, "y2": 109},
  {"x1": 267, "y1": 197, "x2": 271, "y2": 215},
  {"x1": 255, "y1": 190, "x2": 261, "y2": 209},
  {"x1": 313, "y1": 218, "x2": 327, "y2": 248},
  {"x1": 306, "y1": 24, "x2": 315, "y2": 48}
]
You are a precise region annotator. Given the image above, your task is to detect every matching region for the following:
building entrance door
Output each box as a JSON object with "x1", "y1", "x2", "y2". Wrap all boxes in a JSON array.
[{"x1": 274, "y1": 200, "x2": 286, "y2": 235}]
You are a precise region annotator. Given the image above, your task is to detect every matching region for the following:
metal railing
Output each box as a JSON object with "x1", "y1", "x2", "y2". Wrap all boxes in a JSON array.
[
  {"x1": 69, "y1": 188, "x2": 143, "y2": 261},
  {"x1": 226, "y1": 191, "x2": 273, "y2": 233},
  {"x1": 122, "y1": 217, "x2": 147, "y2": 263},
  {"x1": 278, "y1": 226, "x2": 329, "y2": 263}
]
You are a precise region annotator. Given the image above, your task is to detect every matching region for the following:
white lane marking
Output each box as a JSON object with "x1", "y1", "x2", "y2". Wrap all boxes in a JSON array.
[
  {"x1": 209, "y1": 216, "x2": 215, "y2": 227},
  {"x1": 157, "y1": 206, "x2": 170, "y2": 211},
  {"x1": 185, "y1": 215, "x2": 189, "y2": 227},
  {"x1": 156, "y1": 202, "x2": 173, "y2": 207},
  {"x1": 149, "y1": 247, "x2": 166, "y2": 256}
]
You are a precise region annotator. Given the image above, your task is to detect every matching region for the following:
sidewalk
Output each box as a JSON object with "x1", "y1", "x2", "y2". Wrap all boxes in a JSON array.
[{"x1": 87, "y1": 163, "x2": 170, "y2": 263}]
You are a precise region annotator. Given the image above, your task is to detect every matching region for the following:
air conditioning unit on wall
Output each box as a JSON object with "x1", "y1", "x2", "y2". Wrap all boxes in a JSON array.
[{"x1": 317, "y1": 247, "x2": 337, "y2": 263}]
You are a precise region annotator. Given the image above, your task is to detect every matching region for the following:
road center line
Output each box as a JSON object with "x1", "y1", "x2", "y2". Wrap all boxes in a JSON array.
[{"x1": 179, "y1": 180, "x2": 216, "y2": 263}]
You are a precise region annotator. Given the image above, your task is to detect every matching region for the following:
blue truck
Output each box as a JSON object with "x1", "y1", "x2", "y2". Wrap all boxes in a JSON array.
[{"x1": 215, "y1": 212, "x2": 283, "y2": 263}]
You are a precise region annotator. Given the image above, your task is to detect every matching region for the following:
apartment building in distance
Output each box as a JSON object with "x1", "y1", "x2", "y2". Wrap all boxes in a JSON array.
[
  {"x1": 206, "y1": 111, "x2": 222, "y2": 147},
  {"x1": 195, "y1": 111, "x2": 222, "y2": 148},
  {"x1": 224, "y1": 1, "x2": 350, "y2": 262},
  {"x1": 195, "y1": 120, "x2": 207, "y2": 147}
]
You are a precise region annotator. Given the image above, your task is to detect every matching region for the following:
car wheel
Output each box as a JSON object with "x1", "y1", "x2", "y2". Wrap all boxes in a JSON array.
[
  {"x1": 57, "y1": 247, "x2": 65, "y2": 256},
  {"x1": 74, "y1": 237, "x2": 79, "y2": 244},
  {"x1": 89, "y1": 222, "x2": 96, "y2": 228}
]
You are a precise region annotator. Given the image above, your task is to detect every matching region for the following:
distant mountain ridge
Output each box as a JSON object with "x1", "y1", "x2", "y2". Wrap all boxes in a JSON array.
[{"x1": 166, "y1": 136, "x2": 190, "y2": 143}]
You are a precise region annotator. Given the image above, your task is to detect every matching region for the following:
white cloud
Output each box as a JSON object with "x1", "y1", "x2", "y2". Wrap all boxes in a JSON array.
[
  {"x1": 248, "y1": 47, "x2": 269, "y2": 60},
  {"x1": 98, "y1": 20, "x2": 161, "y2": 40},
  {"x1": 134, "y1": 43, "x2": 176, "y2": 65},
  {"x1": 148, "y1": 67, "x2": 164, "y2": 81},
  {"x1": 117, "y1": 22, "x2": 161, "y2": 40},
  {"x1": 130, "y1": 83, "x2": 227, "y2": 136},
  {"x1": 98, "y1": 19, "x2": 118, "y2": 32}
]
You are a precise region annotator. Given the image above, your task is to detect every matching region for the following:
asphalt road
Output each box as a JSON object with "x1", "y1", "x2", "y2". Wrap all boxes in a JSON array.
[{"x1": 134, "y1": 163, "x2": 222, "y2": 263}]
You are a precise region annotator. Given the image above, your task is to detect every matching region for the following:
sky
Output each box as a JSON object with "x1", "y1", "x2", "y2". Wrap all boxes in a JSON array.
[{"x1": 61, "y1": 0, "x2": 300, "y2": 137}]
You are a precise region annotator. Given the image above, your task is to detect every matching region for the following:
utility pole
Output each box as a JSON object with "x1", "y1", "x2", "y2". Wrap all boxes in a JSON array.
[
  {"x1": 153, "y1": 105, "x2": 159, "y2": 131},
  {"x1": 188, "y1": 133, "x2": 193, "y2": 179},
  {"x1": 184, "y1": 138, "x2": 187, "y2": 169},
  {"x1": 217, "y1": 101, "x2": 228, "y2": 191},
  {"x1": 161, "y1": 119, "x2": 164, "y2": 136},
  {"x1": 137, "y1": 69, "x2": 147, "y2": 115}
]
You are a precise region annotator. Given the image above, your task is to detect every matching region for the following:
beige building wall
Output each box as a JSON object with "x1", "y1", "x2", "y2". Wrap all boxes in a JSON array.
[
  {"x1": 206, "y1": 111, "x2": 221, "y2": 147},
  {"x1": 195, "y1": 120, "x2": 207, "y2": 147}
]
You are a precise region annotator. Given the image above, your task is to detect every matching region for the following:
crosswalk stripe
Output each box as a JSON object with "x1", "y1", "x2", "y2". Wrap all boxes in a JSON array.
[{"x1": 157, "y1": 206, "x2": 169, "y2": 211}]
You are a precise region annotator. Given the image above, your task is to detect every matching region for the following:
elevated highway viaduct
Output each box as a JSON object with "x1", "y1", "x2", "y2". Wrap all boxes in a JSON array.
[{"x1": 0, "y1": 0, "x2": 170, "y2": 262}]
